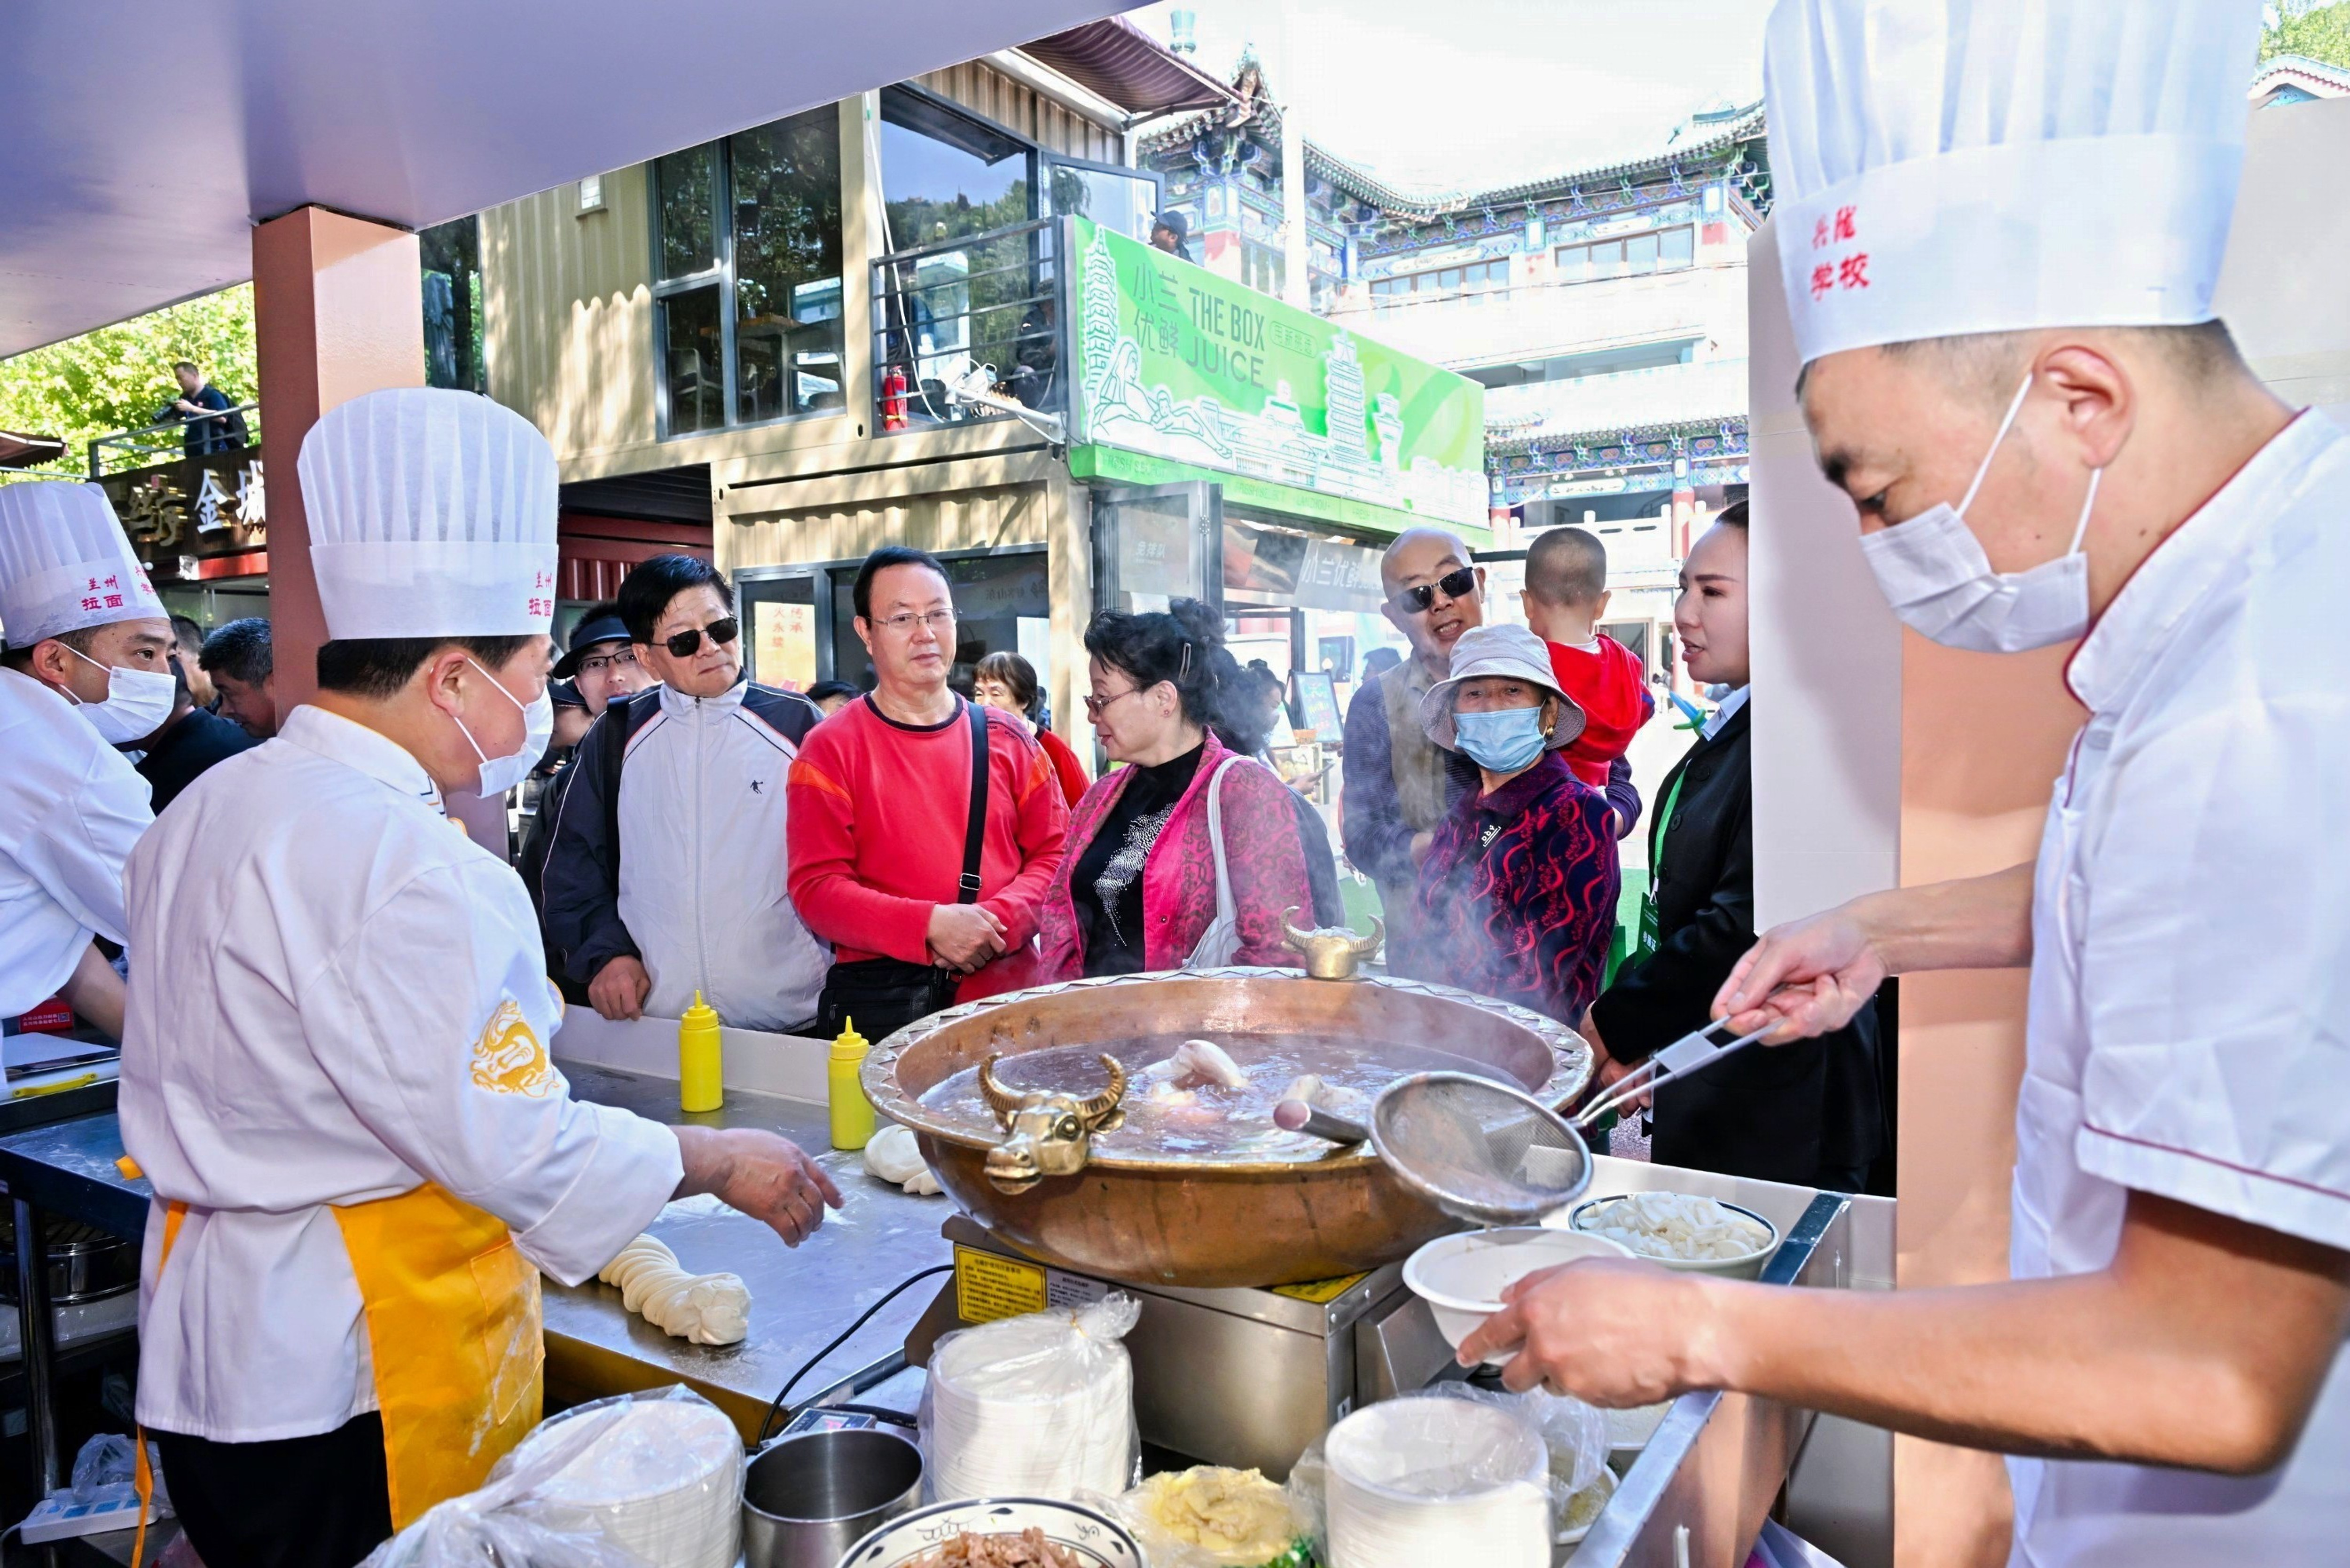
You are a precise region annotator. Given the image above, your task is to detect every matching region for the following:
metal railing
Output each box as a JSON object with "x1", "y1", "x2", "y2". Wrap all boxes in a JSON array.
[
  {"x1": 88, "y1": 401, "x2": 261, "y2": 478},
  {"x1": 870, "y1": 219, "x2": 1065, "y2": 433}
]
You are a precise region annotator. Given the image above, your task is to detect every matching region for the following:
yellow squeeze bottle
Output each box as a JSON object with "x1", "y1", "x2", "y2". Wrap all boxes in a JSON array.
[
  {"x1": 679, "y1": 992, "x2": 723, "y2": 1113},
  {"x1": 829, "y1": 1018, "x2": 876, "y2": 1151}
]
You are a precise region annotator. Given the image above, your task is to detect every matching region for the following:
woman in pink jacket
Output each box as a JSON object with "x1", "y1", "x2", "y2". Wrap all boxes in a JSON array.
[{"x1": 1036, "y1": 600, "x2": 1313, "y2": 980}]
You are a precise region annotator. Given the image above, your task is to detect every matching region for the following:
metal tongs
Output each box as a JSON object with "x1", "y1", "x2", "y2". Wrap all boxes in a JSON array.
[{"x1": 1575, "y1": 1017, "x2": 1779, "y2": 1128}]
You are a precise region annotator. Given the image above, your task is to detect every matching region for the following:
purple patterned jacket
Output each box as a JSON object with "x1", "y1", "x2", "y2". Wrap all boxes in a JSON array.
[{"x1": 1406, "y1": 750, "x2": 1621, "y2": 1025}]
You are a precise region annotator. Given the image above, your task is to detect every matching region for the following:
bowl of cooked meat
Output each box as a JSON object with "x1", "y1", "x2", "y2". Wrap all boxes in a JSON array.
[{"x1": 837, "y1": 1496, "x2": 1144, "y2": 1568}]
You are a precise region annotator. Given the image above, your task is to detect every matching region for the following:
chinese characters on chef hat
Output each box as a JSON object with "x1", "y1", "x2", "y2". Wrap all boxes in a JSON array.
[
  {"x1": 0, "y1": 481, "x2": 164, "y2": 649},
  {"x1": 1764, "y1": 0, "x2": 2263, "y2": 364},
  {"x1": 298, "y1": 388, "x2": 560, "y2": 642}
]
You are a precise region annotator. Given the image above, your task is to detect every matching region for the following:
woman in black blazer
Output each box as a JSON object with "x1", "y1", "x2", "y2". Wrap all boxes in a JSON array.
[{"x1": 1583, "y1": 505, "x2": 1884, "y2": 1190}]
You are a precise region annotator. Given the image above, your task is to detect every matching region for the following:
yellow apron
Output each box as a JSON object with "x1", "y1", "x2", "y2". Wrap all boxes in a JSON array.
[
  {"x1": 133, "y1": 1181, "x2": 543, "y2": 1561},
  {"x1": 332, "y1": 1181, "x2": 545, "y2": 1529}
]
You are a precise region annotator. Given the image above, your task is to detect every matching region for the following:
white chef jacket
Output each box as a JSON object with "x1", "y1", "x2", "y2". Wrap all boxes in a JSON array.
[
  {"x1": 120, "y1": 705, "x2": 683, "y2": 1442},
  {"x1": 2007, "y1": 410, "x2": 2350, "y2": 1566},
  {"x1": 0, "y1": 666, "x2": 151, "y2": 1017}
]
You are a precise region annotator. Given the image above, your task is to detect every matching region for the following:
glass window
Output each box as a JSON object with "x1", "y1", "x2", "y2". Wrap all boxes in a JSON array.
[
  {"x1": 656, "y1": 146, "x2": 719, "y2": 280},
  {"x1": 649, "y1": 106, "x2": 843, "y2": 436},
  {"x1": 661, "y1": 286, "x2": 726, "y2": 435},
  {"x1": 729, "y1": 113, "x2": 845, "y2": 421},
  {"x1": 1625, "y1": 231, "x2": 1660, "y2": 270},
  {"x1": 419, "y1": 216, "x2": 484, "y2": 393},
  {"x1": 1047, "y1": 161, "x2": 1159, "y2": 244},
  {"x1": 1661, "y1": 225, "x2": 1695, "y2": 268}
]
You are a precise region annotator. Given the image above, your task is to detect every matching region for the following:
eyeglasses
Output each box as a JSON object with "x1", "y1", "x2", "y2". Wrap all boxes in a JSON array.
[
  {"x1": 1082, "y1": 685, "x2": 1149, "y2": 720},
  {"x1": 575, "y1": 648, "x2": 639, "y2": 677},
  {"x1": 872, "y1": 609, "x2": 956, "y2": 636},
  {"x1": 1388, "y1": 565, "x2": 1478, "y2": 616},
  {"x1": 661, "y1": 617, "x2": 739, "y2": 658}
]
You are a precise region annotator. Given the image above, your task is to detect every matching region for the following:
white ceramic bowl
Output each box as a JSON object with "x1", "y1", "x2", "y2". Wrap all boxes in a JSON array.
[
  {"x1": 1559, "y1": 1464, "x2": 1620, "y2": 1547},
  {"x1": 1402, "y1": 1227, "x2": 1637, "y2": 1365},
  {"x1": 1324, "y1": 1398, "x2": 1551, "y2": 1568},
  {"x1": 838, "y1": 1496, "x2": 1143, "y2": 1568},
  {"x1": 1603, "y1": 1400, "x2": 1673, "y2": 1474},
  {"x1": 1563, "y1": 1195, "x2": 1780, "y2": 1279}
]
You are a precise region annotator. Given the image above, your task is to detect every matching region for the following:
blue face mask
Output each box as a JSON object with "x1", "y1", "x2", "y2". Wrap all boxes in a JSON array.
[{"x1": 1452, "y1": 705, "x2": 1547, "y2": 773}]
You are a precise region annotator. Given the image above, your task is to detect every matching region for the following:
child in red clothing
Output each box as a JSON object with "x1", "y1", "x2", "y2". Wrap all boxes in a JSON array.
[{"x1": 1519, "y1": 525, "x2": 1655, "y2": 800}]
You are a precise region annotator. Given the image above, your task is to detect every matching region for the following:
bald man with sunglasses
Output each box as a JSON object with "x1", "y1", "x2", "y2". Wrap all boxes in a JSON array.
[
  {"x1": 543, "y1": 554, "x2": 831, "y2": 1032},
  {"x1": 1343, "y1": 529, "x2": 1640, "y2": 974}
]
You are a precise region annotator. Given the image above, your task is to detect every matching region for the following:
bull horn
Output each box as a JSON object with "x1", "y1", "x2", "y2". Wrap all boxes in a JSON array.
[
  {"x1": 977, "y1": 1054, "x2": 1022, "y2": 1126},
  {"x1": 1349, "y1": 917, "x2": 1386, "y2": 959},
  {"x1": 1280, "y1": 906, "x2": 1315, "y2": 953},
  {"x1": 1077, "y1": 1054, "x2": 1128, "y2": 1128}
]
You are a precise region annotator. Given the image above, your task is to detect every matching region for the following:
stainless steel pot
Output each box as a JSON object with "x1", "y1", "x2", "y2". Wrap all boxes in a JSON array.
[
  {"x1": 742, "y1": 1427, "x2": 923, "y2": 1568},
  {"x1": 0, "y1": 1215, "x2": 138, "y2": 1306}
]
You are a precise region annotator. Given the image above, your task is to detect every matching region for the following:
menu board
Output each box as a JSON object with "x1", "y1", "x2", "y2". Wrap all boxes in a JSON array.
[{"x1": 1292, "y1": 669, "x2": 1343, "y2": 742}]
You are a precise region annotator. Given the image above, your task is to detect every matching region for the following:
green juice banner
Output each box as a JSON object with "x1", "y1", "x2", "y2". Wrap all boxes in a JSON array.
[{"x1": 1068, "y1": 216, "x2": 1487, "y2": 530}]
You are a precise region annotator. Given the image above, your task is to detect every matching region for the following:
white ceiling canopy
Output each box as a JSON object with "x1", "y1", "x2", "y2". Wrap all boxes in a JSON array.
[{"x1": 0, "y1": 0, "x2": 1138, "y2": 359}]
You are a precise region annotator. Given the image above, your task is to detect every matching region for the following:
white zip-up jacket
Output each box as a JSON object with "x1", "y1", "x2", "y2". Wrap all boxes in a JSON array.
[{"x1": 543, "y1": 678, "x2": 829, "y2": 1031}]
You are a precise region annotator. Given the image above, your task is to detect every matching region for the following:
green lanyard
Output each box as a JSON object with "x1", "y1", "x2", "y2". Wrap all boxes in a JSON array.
[{"x1": 1635, "y1": 765, "x2": 1689, "y2": 960}]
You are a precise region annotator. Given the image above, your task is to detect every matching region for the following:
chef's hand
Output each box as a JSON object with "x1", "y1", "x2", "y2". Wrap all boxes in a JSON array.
[
  {"x1": 1457, "y1": 1258, "x2": 1719, "y2": 1406},
  {"x1": 674, "y1": 1126, "x2": 845, "y2": 1247},
  {"x1": 927, "y1": 903, "x2": 1006, "y2": 972},
  {"x1": 1713, "y1": 905, "x2": 1884, "y2": 1043},
  {"x1": 588, "y1": 955, "x2": 652, "y2": 1021}
]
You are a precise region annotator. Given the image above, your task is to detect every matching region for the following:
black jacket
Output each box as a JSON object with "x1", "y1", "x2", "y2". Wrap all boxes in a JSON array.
[
  {"x1": 135, "y1": 705, "x2": 256, "y2": 814},
  {"x1": 1588, "y1": 700, "x2": 1884, "y2": 1189}
]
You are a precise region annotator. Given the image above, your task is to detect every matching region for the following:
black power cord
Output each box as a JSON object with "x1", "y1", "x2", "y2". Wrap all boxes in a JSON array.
[{"x1": 757, "y1": 1263, "x2": 955, "y2": 1445}]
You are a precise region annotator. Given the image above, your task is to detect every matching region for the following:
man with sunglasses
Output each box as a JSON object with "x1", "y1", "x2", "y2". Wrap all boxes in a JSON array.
[{"x1": 543, "y1": 556, "x2": 831, "y2": 1034}]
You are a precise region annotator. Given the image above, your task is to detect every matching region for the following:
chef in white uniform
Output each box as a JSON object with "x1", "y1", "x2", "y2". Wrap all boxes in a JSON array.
[
  {"x1": 0, "y1": 480, "x2": 170, "y2": 1040},
  {"x1": 1462, "y1": 3, "x2": 2350, "y2": 1562},
  {"x1": 119, "y1": 388, "x2": 843, "y2": 1568}
]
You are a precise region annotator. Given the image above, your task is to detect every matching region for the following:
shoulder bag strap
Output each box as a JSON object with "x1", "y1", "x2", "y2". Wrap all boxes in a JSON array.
[
  {"x1": 960, "y1": 700, "x2": 991, "y2": 905},
  {"x1": 1204, "y1": 755, "x2": 1246, "y2": 927}
]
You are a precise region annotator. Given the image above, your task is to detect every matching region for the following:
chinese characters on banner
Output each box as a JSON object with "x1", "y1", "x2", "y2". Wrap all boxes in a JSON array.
[{"x1": 1807, "y1": 204, "x2": 1870, "y2": 302}]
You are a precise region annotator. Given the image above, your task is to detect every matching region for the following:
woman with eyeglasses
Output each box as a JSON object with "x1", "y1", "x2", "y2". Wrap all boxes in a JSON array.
[{"x1": 1034, "y1": 600, "x2": 1314, "y2": 981}]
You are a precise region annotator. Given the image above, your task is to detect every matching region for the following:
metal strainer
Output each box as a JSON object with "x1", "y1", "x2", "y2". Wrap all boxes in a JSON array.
[{"x1": 1275, "y1": 1018, "x2": 1780, "y2": 1225}]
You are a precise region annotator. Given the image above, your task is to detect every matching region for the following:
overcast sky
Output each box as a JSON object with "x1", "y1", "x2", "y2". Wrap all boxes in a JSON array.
[{"x1": 1132, "y1": 0, "x2": 1777, "y2": 195}]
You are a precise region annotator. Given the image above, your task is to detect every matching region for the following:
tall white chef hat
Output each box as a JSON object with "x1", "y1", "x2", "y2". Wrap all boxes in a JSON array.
[
  {"x1": 298, "y1": 388, "x2": 559, "y2": 641},
  {"x1": 1765, "y1": 0, "x2": 2263, "y2": 366},
  {"x1": 0, "y1": 481, "x2": 164, "y2": 649}
]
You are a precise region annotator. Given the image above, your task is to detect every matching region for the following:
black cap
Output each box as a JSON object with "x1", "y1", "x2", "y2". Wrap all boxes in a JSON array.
[
  {"x1": 1153, "y1": 210, "x2": 1189, "y2": 244},
  {"x1": 553, "y1": 611, "x2": 631, "y2": 678},
  {"x1": 550, "y1": 676, "x2": 588, "y2": 710}
]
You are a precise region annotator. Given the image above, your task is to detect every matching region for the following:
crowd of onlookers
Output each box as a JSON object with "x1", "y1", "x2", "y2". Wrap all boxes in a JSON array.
[{"x1": 146, "y1": 513, "x2": 1880, "y2": 1194}]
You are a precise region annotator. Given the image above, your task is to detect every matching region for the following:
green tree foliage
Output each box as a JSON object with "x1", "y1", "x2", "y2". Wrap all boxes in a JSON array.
[
  {"x1": 0, "y1": 286, "x2": 258, "y2": 468},
  {"x1": 2263, "y1": 1, "x2": 2350, "y2": 67}
]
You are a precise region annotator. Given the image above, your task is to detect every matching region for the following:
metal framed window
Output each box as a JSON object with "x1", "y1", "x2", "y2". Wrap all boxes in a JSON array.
[{"x1": 650, "y1": 104, "x2": 844, "y2": 439}]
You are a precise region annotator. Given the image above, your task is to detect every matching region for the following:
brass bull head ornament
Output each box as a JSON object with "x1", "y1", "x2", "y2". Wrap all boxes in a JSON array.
[
  {"x1": 976, "y1": 1052, "x2": 1128, "y2": 1194},
  {"x1": 1280, "y1": 907, "x2": 1384, "y2": 980}
]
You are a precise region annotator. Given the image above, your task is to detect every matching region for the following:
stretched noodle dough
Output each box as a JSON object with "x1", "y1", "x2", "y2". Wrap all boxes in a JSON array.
[
  {"x1": 865, "y1": 1124, "x2": 943, "y2": 1195},
  {"x1": 597, "y1": 1233, "x2": 751, "y2": 1345}
]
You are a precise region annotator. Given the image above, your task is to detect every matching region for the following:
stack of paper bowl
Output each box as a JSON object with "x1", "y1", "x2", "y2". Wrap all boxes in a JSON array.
[
  {"x1": 1323, "y1": 1398, "x2": 1552, "y2": 1568},
  {"x1": 521, "y1": 1395, "x2": 744, "y2": 1568},
  {"x1": 926, "y1": 1320, "x2": 1136, "y2": 1500}
]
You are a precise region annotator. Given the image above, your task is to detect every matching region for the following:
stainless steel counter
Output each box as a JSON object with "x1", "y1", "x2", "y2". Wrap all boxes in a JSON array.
[{"x1": 546, "y1": 1060, "x2": 955, "y2": 1442}]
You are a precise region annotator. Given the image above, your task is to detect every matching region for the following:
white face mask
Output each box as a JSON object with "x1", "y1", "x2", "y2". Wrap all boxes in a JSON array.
[
  {"x1": 1856, "y1": 372, "x2": 2104, "y2": 654},
  {"x1": 63, "y1": 644, "x2": 178, "y2": 744},
  {"x1": 451, "y1": 658, "x2": 554, "y2": 796}
]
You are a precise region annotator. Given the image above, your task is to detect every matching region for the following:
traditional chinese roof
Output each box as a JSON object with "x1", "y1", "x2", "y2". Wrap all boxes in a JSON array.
[
  {"x1": 2249, "y1": 53, "x2": 2350, "y2": 106},
  {"x1": 1139, "y1": 68, "x2": 1767, "y2": 222}
]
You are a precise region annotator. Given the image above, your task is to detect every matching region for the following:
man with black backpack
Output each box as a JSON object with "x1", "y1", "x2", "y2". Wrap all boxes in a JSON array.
[
  {"x1": 786, "y1": 547, "x2": 1068, "y2": 1040},
  {"x1": 542, "y1": 556, "x2": 830, "y2": 1033}
]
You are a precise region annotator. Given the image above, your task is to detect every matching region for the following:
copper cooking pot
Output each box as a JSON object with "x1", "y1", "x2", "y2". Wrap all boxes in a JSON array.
[{"x1": 861, "y1": 967, "x2": 1592, "y2": 1289}]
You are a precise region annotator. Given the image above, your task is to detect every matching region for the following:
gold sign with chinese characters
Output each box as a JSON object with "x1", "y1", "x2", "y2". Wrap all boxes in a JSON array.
[{"x1": 101, "y1": 451, "x2": 267, "y2": 579}]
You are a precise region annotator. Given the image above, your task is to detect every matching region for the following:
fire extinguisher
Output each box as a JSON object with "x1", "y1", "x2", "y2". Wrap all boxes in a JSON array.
[{"x1": 881, "y1": 363, "x2": 909, "y2": 431}]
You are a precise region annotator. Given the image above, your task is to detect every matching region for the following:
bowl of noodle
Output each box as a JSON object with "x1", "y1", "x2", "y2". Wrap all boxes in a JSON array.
[{"x1": 1559, "y1": 1192, "x2": 1778, "y2": 1280}]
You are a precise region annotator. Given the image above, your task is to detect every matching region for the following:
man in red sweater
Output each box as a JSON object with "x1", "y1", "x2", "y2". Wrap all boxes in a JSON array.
[
  {"x1": 1519, "y1": 525, "x2": 1653, "y2": 821},
  {"x1": 787, "y1": 547, "x2": 1067, "y2": 1037}
]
